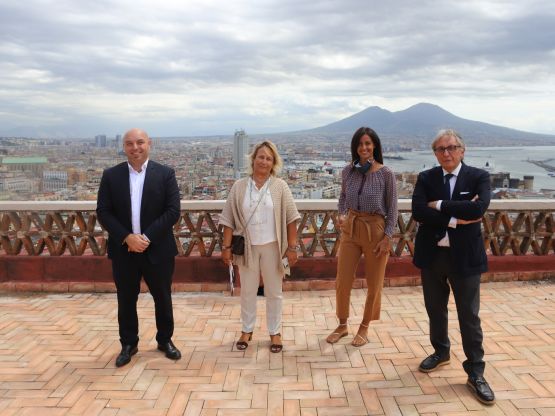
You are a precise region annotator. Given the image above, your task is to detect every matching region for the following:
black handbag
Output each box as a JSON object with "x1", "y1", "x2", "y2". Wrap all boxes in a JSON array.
[
  {"x1": 231, "y1": 235, "x2": 245, "y2": 255},
  {"x1": 229, "y1": 178, "x2": 270, "y2": 256}
]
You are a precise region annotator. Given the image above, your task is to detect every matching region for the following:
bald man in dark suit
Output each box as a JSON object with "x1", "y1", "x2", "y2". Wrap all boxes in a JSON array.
[{"x1": 97, "y1": 128, "x2": 181, "y2": 367}]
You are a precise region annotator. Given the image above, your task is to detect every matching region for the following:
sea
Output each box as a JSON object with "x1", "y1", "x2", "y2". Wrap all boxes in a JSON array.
[{"x1": 306, "y1": 146, "x2": 555, "y2": 191}]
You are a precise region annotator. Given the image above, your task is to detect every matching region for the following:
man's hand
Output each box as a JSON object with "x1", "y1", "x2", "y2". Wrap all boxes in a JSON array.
[
  {"x1": 456, "y1": 218, "x2": 482, "y2": 225},
  {"x1": 455, "y1": 196, "x2": 482, "y2": 225},
  {"x1": 428, "y1": 195, "x2": 478, "y2": 209},
  {"x1": 125, "y1": 234, "x2": 150, "y2": 252}
]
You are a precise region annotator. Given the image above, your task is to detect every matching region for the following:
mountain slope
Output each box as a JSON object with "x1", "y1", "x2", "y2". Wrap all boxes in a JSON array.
[{"x1": 308, "y1": 103, "x2": 555, "y2": 143}]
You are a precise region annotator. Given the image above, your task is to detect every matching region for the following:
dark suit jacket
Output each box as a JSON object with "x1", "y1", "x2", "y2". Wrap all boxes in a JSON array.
[
  {"x1": 412, "y1": 162, "x2": 491, "y2": 276},
  {"x1": 96, "y1": 160, "x2": 180, "y2": 264}
]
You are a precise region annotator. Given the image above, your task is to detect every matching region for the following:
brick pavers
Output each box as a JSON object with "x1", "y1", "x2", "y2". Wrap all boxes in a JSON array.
[{"x1": 0, "y1": 281, "x2": 554, "y2": 415}]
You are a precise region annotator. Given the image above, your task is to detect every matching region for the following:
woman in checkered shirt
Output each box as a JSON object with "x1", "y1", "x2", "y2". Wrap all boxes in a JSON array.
[{"x1": 326, "y1": 127, "x2": 398, "y2": 347}]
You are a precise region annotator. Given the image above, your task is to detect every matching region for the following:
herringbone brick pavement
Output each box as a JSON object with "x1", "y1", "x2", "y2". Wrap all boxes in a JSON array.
[{"x1": 0, "y1": 281, "x2": 554, "y2": 415}]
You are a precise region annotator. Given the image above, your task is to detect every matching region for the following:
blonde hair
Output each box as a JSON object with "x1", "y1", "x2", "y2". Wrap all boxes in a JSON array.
[{"x1": 247, "y1": 140, "x2": 283, "y2": 176}]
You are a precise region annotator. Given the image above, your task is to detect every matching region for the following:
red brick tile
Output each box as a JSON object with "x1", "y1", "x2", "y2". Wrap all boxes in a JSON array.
[
  {"x1": 201, "y1": 283, "x2": 228, "y2": 292},
  {"x1": 0, "y1": 281, "x2": 16, "y2": 292},
  {"x1": 308, "y1": 280, "x2": 335, "y2": 290},
  {"x1": 68, "y1": 282, "x2": 96, "y2": 292},
  {"x1": 94, "y1": 282, "x2": 116, "y2": 292},
  {"x1": 43, "y1": 282, "x2": 69, "y2": 292},
  {"x1": 0, "y1": 281, "x2": 552, "y2": 415},
  {"x1": 388, "y1": 276, "x2": 417, "y2": 287},
  {"x1": 14, "y1": 281, "x2": 43, "y2": 292}
]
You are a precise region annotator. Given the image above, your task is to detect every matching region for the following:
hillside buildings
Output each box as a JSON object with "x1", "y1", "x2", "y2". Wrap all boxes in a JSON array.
[{"x1": 0, "y1": 134, "x2": 553, "y2": 201}]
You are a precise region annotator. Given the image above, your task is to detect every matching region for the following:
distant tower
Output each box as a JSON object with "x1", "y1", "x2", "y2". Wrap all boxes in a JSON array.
[
  {"x1": 95, "y1": 134, "x2": 107, "y2": 147},
  {"x1": 233, "y1": 129, "x2": 249, "y2": 178},
  {"x1": 523, "y1": 175, "x2": 534, "y2": 191},
  {"x1": 115, "y1": 134, "x2": 121, "y2": 149}
]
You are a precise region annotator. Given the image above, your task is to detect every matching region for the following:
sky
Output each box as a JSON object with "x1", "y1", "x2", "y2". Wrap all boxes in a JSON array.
[{"x1": 1, "y1": 0, "x2": 554, "y2": 138}]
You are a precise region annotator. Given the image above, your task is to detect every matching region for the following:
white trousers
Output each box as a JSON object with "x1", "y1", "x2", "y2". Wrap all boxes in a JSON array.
[{"x1": 238, "y1": 242, "x2": 283, "y2": 335}]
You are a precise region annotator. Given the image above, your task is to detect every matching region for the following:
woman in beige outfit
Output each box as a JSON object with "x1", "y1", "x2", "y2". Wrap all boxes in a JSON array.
[{"x1": 220, "y1": 141, "x2": 300, "y2": 353}]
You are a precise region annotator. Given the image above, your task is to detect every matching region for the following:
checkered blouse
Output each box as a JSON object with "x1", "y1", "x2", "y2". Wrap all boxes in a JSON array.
[{"x1": 338, "y1": 164, "x2": 398, "y2": 237}]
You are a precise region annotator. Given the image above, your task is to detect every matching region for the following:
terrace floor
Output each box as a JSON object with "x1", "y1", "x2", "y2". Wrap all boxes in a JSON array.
[{"x1": 0, "y1": 281, "x2": 554, "y2": 415}]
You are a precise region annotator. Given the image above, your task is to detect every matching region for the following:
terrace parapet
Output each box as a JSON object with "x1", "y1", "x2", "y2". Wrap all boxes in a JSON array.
[{"x1": 1, "y1": 199, "x2": 553, "y2": 292}]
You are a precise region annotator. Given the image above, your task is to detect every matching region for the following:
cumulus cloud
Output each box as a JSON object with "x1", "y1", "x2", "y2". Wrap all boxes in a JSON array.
[{"x1": 0, "y1": 0, "x2": 554, "y2": 137}]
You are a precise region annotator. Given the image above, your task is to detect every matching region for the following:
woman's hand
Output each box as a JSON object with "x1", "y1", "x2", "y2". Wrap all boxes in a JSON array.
[
  {"x1": 221, "y1": 226, "x2": 234, "y2": 266},
  {"x1": 373, "y1": 236, "x2": 391, "y2": 257},
  {"x1": 286, "y1": 249, "x2": 298, "y2": 266},
  {"x1": 221, "y1": 248, "x2": 232, "y2": 266},
  {"x1": 337, "y1": 214, "x2": 347, "y2": 228}
]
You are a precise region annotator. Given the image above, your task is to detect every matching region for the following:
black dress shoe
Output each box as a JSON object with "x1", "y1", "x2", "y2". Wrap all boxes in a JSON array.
[
  {"x1": 115, "y1": 345, "x2": 138, "y2": 367},
  {"x1": 467, "y1": 376, "x2": 495, "y2": 405},
  {"x1": 418, "y1": 353, "x2": 450, "y2": 373},
  {"x1": 157, "y1": 340, "x2": 182, "y2": 360}
]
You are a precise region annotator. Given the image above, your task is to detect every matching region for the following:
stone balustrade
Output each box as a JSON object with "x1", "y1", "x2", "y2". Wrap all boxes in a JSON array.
[
  {"x1": 0, "y1": 199, "x2": 553, "y2": 292},
  {"x1": 0, "y1": 199, "x2": 553, "y2": 257}
]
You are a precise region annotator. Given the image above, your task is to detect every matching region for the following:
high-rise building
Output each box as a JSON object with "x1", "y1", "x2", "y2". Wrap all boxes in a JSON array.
[
  {"x1": 95, "y1": 134, "x2": 107, "y2": 147},
  {"x1": 233, "y1": 129, "x2": 249, "y2": 178},
  {"x1": 115, "y1": 134, "x2": 122, "y2": 149}
]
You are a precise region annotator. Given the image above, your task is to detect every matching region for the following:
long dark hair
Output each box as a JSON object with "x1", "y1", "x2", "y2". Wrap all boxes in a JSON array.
[{"x1": 350, "y1": 127, "x2": 383, "y2": 165}]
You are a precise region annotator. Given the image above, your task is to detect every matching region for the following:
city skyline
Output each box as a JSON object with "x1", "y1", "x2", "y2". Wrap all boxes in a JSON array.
[
  {"x1": 2, "y1": 135, "x2": 554, "y2": 202},
  {"x1": 1, "y1": 1, "x2": 554, "y2": 137}
]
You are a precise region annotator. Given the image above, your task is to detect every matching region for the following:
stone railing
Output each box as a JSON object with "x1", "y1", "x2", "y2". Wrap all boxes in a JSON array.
[{"x1": 1, "y1": 199, "x2": 553, "y2": 257}]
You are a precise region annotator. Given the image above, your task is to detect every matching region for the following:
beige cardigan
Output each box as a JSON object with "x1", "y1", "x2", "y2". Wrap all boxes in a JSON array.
[{"x1": 219, "y1": 176, "x2": 300, "y2": 271}]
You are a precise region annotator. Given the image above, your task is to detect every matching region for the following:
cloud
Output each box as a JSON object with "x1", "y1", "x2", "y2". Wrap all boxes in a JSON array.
[{"x1": 0, "y1": 0, "x2": 554, "y2": 137}]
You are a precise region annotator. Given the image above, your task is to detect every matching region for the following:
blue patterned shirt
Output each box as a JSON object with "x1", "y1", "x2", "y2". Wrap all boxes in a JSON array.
[{"x1": 338, "y1": 164, "x2": 398, "y2": 237}]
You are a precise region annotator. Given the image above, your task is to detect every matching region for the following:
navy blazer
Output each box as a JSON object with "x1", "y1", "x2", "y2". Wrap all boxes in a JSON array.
[
  {"x1": 411, "y1": 162, "x2": 491, "y2": 276},
  {"x1": 96, "y1": 160, "x2": 181, "y2": 264}
]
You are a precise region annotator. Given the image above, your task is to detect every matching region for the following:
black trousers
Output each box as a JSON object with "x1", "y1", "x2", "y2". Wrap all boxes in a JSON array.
[
  {"x1": 111, "y1": 253, "x2": 175, "y2": 346},
  {"x1": 421, "y1": 248, "x2": 485, "y2": 377}
]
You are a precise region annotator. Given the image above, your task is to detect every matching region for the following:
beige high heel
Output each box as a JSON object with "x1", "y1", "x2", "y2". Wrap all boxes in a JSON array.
[
  {"x1": 351, "y1": 323, "x2": 369, "y2": 347},
  {"x1": 326, "y1": 323, "x2": 348, "y2": 344}
]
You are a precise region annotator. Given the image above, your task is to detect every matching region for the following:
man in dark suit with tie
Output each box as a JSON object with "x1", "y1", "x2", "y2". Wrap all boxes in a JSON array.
[
  {"x1": 97, "y1": 128, "x2": 181, "y2": 367},
  {"x1": 412, "y1": 129, "x2": 495, "y2": 405}
]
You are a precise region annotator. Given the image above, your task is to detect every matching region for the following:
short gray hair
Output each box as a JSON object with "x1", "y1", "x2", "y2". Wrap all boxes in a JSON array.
[{"x1": 431, "y1": 129, "x2": 465, "y2": 151}]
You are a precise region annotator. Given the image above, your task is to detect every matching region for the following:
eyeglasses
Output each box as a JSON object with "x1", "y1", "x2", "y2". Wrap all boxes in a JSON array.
[{"x1": 433, "y1": 145, "x2": 461, "y2": 154}]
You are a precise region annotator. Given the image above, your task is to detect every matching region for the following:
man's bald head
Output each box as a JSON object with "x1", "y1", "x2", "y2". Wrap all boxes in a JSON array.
[{"x1": 123, "y1": 128, "x2": 152, "y2": 171}]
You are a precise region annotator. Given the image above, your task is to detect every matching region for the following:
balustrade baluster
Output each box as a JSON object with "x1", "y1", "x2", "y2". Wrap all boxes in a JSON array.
[{"x1": 0, "y1": 201, "x2": 551, "y2": 257}]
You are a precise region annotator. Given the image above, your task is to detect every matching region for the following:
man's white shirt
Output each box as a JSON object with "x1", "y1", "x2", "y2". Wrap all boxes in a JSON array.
[
  {"x1": 128, "y1": 160, "x2": 149, "y2": 235},
  {"x1": 435, "y1": 162, "x2": 462, "y2": 247}
]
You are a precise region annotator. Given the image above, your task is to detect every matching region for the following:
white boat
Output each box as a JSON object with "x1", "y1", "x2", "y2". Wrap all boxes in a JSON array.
[{"x1": 483, "y1": 160, "x2": 495, "y2": 171}]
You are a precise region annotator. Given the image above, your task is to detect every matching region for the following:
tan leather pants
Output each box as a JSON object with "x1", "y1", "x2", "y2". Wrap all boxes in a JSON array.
[{"x1": 335, "y1": 210, "x2": 389, "y2": 322}]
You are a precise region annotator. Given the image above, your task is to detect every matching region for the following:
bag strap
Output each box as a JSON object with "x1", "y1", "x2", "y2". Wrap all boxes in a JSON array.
[{"x1": 241, "y1": 177, "x2": 270, "y2": 232}]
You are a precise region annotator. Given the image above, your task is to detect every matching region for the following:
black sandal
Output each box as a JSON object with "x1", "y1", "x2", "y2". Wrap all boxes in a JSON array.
[
  {"x1": 236, "y1": 332, "x2": 252, "y2": 350},
  {"x1": 270, "y1": 333, "x2": 283, "y2": 353}
]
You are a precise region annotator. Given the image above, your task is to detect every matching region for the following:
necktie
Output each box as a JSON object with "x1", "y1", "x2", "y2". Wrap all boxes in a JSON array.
[
  {"x1": 443, "y1": 173, "x2": 454, "y2": 200},
  {"x1": 441, "y1": 173, "x2": 454, "y2": 240}
]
